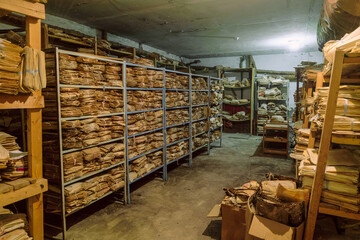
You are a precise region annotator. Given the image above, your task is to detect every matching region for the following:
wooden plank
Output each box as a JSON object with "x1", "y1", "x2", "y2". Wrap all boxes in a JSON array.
[
  {"x1": 343, "y1": 57, "x2": 360, "y2": 64},
  {"x1": 304, "y1": 50, "x2": 345, "y2": 240},
  {"x1": 0, "y1": 0, "x2": 45, "y2": 19},
  {"x1": 26, "y1": 16, "x2": 44, "y2": 240},
  {"x1": 263, "y1": 137, "x2": 287, "y2": 143},
  {"x1": 0, "y1": 95, "x2": 44, "y2": 109},
  {"x1": 263, "y1": 148, "x2": 287, "y2": 155},
  {"x1": 331, "y1": 135, "x2": 360, "y2": 146},
  {"x1": 319, "y1": 207, "x2": 360, "y2": 221},
  {"x1": 0, "y1": 178, "x2": 48, "y2": 207}
]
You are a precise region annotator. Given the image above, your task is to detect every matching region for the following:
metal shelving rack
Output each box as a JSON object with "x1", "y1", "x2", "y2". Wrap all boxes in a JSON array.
[
  {"x1": 255, "y1": 79, "x2": 289, "y2": 136},
  {"x1": 43, "y1": 48, "x2": 127, "y2": 239},
  {"x1": 209, "y1": 77, "x2": 224, "y2": 147},
  {"x1": 191, "y1": 74, "x2": 211, "y2": 155},
  {"x1": 221, "y1": 68, "x2": 255, "y2": 135},
  {"x1": 165, "y1": 71, "x2": 192, "y2": 168},
  {"x1": 43, "y1": 48, "x2": 222, "y2": 239},
  {"x1": 125, "y1": 63, "x2": 166, "y2": 204}
]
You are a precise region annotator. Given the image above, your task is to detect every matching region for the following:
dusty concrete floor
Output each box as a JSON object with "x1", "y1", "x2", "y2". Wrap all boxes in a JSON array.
[{"x1": 54, "y1": 133, "x2": 346, "y2": 240}]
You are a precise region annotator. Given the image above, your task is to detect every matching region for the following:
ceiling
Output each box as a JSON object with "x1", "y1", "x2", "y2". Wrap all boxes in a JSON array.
[{"x1": 45, "y1": 0, "x2": 323, "y2": 58}]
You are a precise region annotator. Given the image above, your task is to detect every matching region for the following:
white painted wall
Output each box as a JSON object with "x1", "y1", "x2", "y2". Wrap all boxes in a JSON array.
[
  {"x1": 44, "y1": 14, "x2": 182, "y2": 61},
  {"x1": 193, "y1": 51, "x2": 323, "y2": 71},
  {"x1": 193, "y1": 51, "x2": 324, "y2": 117}
]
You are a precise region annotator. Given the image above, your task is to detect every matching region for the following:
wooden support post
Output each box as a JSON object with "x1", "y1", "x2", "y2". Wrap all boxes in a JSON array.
[
  {"x1": 41, "y1": 23, "x2": 48, "y2": 49},
  {"x1": 25, "y1": 16, "x2": 44, "y2": 240},
  {"x1": 304, "y1": 50, "x2": 345, "y2": 240}
]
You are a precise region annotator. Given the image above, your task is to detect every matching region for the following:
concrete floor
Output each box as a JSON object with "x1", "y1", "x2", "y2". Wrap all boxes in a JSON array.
[{"x1": 56, "y1": 133, "x2": 347, "y2": 240}]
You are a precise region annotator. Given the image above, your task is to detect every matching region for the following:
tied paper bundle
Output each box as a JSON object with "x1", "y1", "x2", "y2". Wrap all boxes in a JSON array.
[
  {"x1": 0, "y1": 210, "x2": 31, "y2": 240},
  {"x1": 127, "y1": 90, "x2": 162, "y2": 112},
  {"x1": 63, "y1": 151, "x2": 83, "y2": 182},
  {"x1": 134, "y1": 57, "x2": 154, "y2": 67},
  {"x1": 192, "y1": 106, "x2": 210, "y2": 121},
  {"x1": 211, "y1": 91, "x2": 222, "y2": 105},
  {"x1": 299, "y1": 148, "x2": 360, "y2": 213},
  {"x1": 104, "y1": 62, "x2": 122, "y2": 87},
  {"x1": 211, "y1": 129, "x2": 221, "y2": 142},
  {"x1": 128, "y1": 132, "x2": 164, "y2": 159},
  {"x1": 222, "y1": 181, "x2": 259, "y2": 208},
  {"x1": 0, "y1": 144, "x2": 9, "y2": 170},
  {"x1": 313, "y1": 86, "x2": 360, "y2": 131},
  {"x1": 223, "y1": 111, "x2": 250, "y2": 121},
  {"x1": 109, "y1": 165, "x2": 125, "y2": 191},
  {"x1": 166, "y1": 92, "x2": 189, "y2": 107},
  {"x1": 127, "y1": 66, "x2": 163, "y2": 88},
  {"x1": 191, "y1": 77, "x2": 208, "y2": 90},
  {"x1": 210, "y1": 116, "x2": 223, "y2": 130},
  {"x1": 99, "y1": 142, "x2": 124, "y2": 168},
  {"x1": 166, "y1": 140, "x2": 189, "y2": 163},
  {"x1": 210, "y1": 105, "x2": 221, "y2": 116},
  {"x1": 0, "y1": 38, "x2": 23, "y2": 95},
  {"x1": 192, "y1": 133, "x2": 209, "y2": 149},
  {"x1": 210, "y1": 81, "x2": 223, "y2": 91},
  {"x1": 110, "y1": 116, "x2": 125, "y2": 139},
  {"x1": 0, "y1": 151, "x2": 28, "y2": 180},
  {"x1": 166, "y1": 125, "x2": 189, "y2": 144},
  {"x1": 191, "y1": 92, "x2": 209, "y2": 105},
  {"x1": 192, "y1": 121, "x2": 209, "y2": 135},
  {"x1": 166, "y1": 109, "x2": 189, "y2": 126},
  {"x1": 129, "y1": 150, "x2": 162, "y2": 182},
  {"x1": 20, "y1": 46, "x2": 46, "y2": 93},
  {"x1": 127, "y1": 110, "x2": 163, "y2": 135},
  {"x1": 223, "y1": 78, "x2": 250, "y2": 88},
  {"x1": 223, "y1": 95, "x2": 249, "y2": 105},
  {"x1": 258, "y1": 87, "x2": 284, "y2": 100},
  {"x1": 166, "y1": 73, "x2": 188, "y2": 89},
  {"x1": 0, "y1": 132, "x2": 20, "y2": 152},
  {"x1": 62, "y1": 167, "x2": 126, "y2": 213}
]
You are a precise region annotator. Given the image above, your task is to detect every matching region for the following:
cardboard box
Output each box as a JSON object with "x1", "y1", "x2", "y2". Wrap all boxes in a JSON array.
[
  {"x1": 221, "y1": 204, "x2": 247, "y2": 240},
  {"x1": 248, "y1": 215, "x2": 304, "y2": 240}
]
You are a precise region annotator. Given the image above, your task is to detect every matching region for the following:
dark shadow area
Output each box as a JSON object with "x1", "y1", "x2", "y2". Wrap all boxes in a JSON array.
[
  {"x1": 202, "y1": 220, "x2": 222, "y2": 240},
  {"x1": 251, "y1": 140, "x2": 287, "y2": 159}
]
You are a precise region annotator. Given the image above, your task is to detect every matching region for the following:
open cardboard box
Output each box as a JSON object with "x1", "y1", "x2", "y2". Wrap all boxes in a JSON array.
[{"x1": 208, "y1": 202, "x2": 304, "y2": 240}]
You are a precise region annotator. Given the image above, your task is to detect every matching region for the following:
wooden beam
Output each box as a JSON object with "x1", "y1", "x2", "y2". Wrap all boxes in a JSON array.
[
  {"x1": 0, "y1": 95, "x2": 44, "y2": 109},
  {"x1": 0, "y1": 0, "x2": 45, "y2": 19},
  {"x1": 304, "y1": 50, "x2": 345, "y2": 240},
  {"x1": 0, "y1": 179, "x2": 48, "y2": 207},
  {"x1": 26, "y1": 16, "x2": 44, "y2": 240},
  {"x1": 319, "y1": 207, "x2": 360, "y2": 221}
]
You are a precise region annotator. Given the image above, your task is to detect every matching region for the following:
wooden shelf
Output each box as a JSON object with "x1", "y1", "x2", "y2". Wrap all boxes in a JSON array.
[
  {"x1": 331, "y1": 131, "x2": 360, "y2": 146},
  {"x1": 319, "y1": 206, "x2": 360, "y2": 221},
  {"x1": 0, "y1": 178, "x2": 48, "y2": 207},
  {"x1": 224, "y1": 85, "x2": 251, "y2": 89},
  {"x1": 343, "y1": 57, "x2": 360, "y2": 64},
  {"x1": 49, "y1": 34, "x2": 91, "y2": 47},
  {"x1": 263, "y1": 148, "x2": 287, "y2": 155},
  {"x1": 223, "y1": 102, "x2": 250, "y2": 106},
  {"x1": 263, "y1": 125, "x2": 288, "y2": 131},
  {"x1": 263, "y1": 137, "x2": 287, "y2": 143},
  {"x1": 0, "y1": 95, "x2": 45, "y2": 109}
]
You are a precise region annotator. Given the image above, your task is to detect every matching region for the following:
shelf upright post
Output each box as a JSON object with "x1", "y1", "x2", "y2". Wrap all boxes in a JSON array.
[
  {"x1": 189, "y1": 73, "x2": 193, "y2": 167},
  {"x1": 207, "y1": 76, "x2": 211, "y2": 154},
  {"x1": 124, "y1": 61, "x2": 131, "y2": 204},
  {"x1": 123, "y1": 60, "x2": 128, "y2": 204},
  {"x1": 54, "y1": 47, "x2": 67, "y2": 240},
  {"x1": 162, "y1": 69, "x2": 167, "y2": 181}
]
